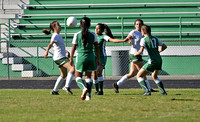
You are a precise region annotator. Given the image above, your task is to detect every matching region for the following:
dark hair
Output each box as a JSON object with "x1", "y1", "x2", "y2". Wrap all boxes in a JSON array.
[
  {"x1": 134, "y1": 19, "x2": 144, "y2": 25},
  {"x1": 80, "y1": 17, "x2": 91, "y2": 47},
  {"x1": 43, "y1": 20, "x2": 58, "y2": 35},
  {"x1": 97, "y1": 23, "x2": 114, "y2": 38},
  {"x1": 141, "y1": 24, "x2": 151, "y2": 45}
]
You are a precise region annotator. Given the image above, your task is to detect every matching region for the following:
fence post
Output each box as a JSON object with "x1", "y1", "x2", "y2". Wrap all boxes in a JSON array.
[
  {"x1": 7, "y1": 19, "x2": 10, "y2": 79},
  {"x1": 179, "y1": 17, "x2": 182, "y2": 45},
  {"x1": 121, "y1": 17, "x2": 124, "y2": 41},
  {"x1": 36, "y1": 45, "x2": 39, "y2": 77}
]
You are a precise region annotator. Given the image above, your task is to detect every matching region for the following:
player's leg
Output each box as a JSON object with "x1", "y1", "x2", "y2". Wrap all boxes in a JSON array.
[
  {"x1": 97, "y1": 65, "x2": 104, "y2": 95},
  {"x1": 75, "y1": 71, "x2": 88, "y2": 100},
  {"x1": 113, "y1": 62, "x2": 137, "y2": 93},
  {"x1": 92, "y1": 71, "x2": 99, "y2": 94},
  {"x1": 85, "y1": 71, "x2": 93, "y2": 100},
  {"x1": 51, "y1": 67, "x2": 66, "y2": 95},
  {"x1": 136, "y1": 67, "x2": 150, "y2": 95},
  {"x1": 152, "y1": 70, "x2": 167, "y2": 95},
  {"x1": 62, "y1": 62, "x2": 75, "y2": 94},
  {"x1": 135, "y1": 61, "x2": 156, "y2": 92}
]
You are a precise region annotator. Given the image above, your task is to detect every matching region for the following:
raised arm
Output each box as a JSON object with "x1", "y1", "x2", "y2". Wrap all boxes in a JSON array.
[{"x1": 108, "y1": 38, "x2": 126, "y2": 43}]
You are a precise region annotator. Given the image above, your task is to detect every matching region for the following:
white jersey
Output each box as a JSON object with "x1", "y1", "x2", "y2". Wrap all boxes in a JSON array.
[
  {"x1": 51, "y1": 33, "x2": 66, "y2": 61},
  {"x1": 128, "y1": 30, "x2": 143, "y2": 55}
]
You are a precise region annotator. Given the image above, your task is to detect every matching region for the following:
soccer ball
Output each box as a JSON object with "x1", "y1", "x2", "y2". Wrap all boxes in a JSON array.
[{"x1": 67, "y1": 16, "x2": 77, "y2": 28}]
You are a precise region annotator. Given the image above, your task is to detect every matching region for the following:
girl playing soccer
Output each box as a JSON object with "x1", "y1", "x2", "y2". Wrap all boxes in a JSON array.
[
  {"x1": 93, "y1": 23, "x2": 126, "y2": 95},
  {"x1": 70, "y1": 17, "x2": 100, "y2": 100},
  {"x1": 112, "y1": 19, "x2": 156, "y2": 94},
  {"x1": 43, "y1": 20, "x2": 75, "y2": 95},
  {"x1": 135, "y1": 24, "x2": 167, "y2": 95}
]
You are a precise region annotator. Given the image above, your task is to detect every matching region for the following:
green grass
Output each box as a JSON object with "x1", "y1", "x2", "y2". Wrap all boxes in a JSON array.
[{"x1": 0, "y1": 89, "x2": 200, "y2": 121}]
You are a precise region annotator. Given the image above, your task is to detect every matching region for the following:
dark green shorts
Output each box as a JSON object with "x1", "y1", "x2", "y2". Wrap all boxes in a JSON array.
[
  {"x1": 142, "y1": 61, "x2": 162, "y2": 72},
  {"x1": 54, "y1": 57, "x2": 70, "y2": 67},
  {"x1": 129, "y1": 54, "x2": 143, "y2": 63}
]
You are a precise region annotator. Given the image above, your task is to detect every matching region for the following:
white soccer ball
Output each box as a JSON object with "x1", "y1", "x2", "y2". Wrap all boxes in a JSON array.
[{"x1": 67, "y1": 16, "x2": 77, "y2": 28}]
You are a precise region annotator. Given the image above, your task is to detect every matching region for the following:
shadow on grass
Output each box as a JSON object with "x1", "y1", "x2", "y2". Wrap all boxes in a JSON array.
[{"x1": 171, "y1": 98, "x2": 194, "y2": 101}]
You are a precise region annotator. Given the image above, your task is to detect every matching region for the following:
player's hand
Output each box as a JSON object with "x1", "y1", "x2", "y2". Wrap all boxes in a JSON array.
[{"x1": 44, "y1": 52, "x2": 48, "y2": 58}]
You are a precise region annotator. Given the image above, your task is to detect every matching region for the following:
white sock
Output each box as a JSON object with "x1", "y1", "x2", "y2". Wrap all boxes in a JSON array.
[
  {"x1": 145, "y1": 79, "x2": 151, "y2": 90},
  {"x1": 117, "y1": 75, "x2": 128, "y2": 87},
  {"x1": 93, "y1": 79, "x2": 99, "y2": 84},
  {"x1": 65, "y1": 72, "x2": 74, "y2": 88},
  {"x1": 53, "y1": 76, "x2": 64, "y2": 92},
  {"x1": 154, "y1": 78, "x2": 161, "y2": 84}
]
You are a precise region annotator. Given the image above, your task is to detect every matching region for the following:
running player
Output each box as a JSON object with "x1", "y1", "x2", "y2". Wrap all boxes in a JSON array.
[
  {"x1": 93, "y1": 23, "x2": 126, "y2": 95},
  {"x1": 70, "y1": 17, "x2": 100, "y2": 100},
  {"x1": 43, "y1": 20, "x2": 75, "y2": 95},
  {"x1": 112, "y1": 19, "x2": 156, "y2": 93},
  {"x1": 135, "y1": 24, "x2": 167, "y2": 95}
]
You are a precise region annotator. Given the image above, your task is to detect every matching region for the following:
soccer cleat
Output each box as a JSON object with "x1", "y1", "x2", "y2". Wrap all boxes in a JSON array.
[
  {"x1": 112, "y1": 83, "x2": 119, "y2": 93},
  {"x1": 85, "y1": 96, "x2": 91, "y2": 101},
  {"x1": 97, "y1": 91, "x2": 104, "y2": 95},
  {"x1": 81, "y1": 88, "x2": 88, "y2": 100},
  {"x1": 50, "y1": 90, "x2": 59, "y2": 95},
  {"x1": 150, "y1": 88, "x2": 159, "y2": 92},
  {"x1": 62, "y1": 87, "x2": 73, "y2": 95},
  {"x1": 161, "y1": 92, "x2": 167, "y2": 95},
  {"x1": 143, "y1": 92, "x2": 151, "y2": 96}
]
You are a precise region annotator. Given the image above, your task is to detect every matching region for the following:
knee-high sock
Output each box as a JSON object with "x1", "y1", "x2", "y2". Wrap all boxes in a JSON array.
[
  {"x1": 117, "y1": 75, "x2": 128, "y2": 87},
  {"x1": 145, "y1": 79, "x2": 151, "y2": 90},
  {"x1": 137, "y1": 77, "x2": 149, "y2": 92},
  {"x1": 65, "y1": 72, "x2": 74, "y2": 88},
  {"x1": 93, "y1": 79, "x2": 99, "y2": 92},
  {"x1": 76, "y1": 77, "x2": 86, "y2": 90},
  {"x1": 98, "y1": 76, "x2": 104, "y2": 92},
  {"x1": 154, "y1": 78, "x2": 166, "y2": 93},
  {"x1": 85, "y1": 78, "x2": 93, "y2": 97},
  {"x1": 53, "y1": 76, "x2": 64, "y2": 92}
]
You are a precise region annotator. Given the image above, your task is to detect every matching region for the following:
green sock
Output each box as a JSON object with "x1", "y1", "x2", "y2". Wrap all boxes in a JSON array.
[
  {"x1": 156, "y1": 82, "x2": 166, "y2": 93},
  {"x1": 139, "y1": 80, "x2": 149, "y2": 93},
  {"x1": 99, "y1": 81, "x2": 104, "y2": 92},
  {"x1": 76, "y1": 78, "x2": 85, "y2": 90},
  {"x1": 94, "y1": 83, "x2": 99, "y2": 92},
  {"x1": 86, "y1": 82, "x2": 93, "y2": 97}
]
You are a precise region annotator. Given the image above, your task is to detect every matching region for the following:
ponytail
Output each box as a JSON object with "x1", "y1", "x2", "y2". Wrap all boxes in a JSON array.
[
  {"x1": 97, "y1": 23, "x2": 114, "y2": 38},
  {"x1": 80, "y1": 17, "x2": 91, "y2": 47},
  {"x1": 42, "y1": 29, "x2": 51, "y2": 35},
  {"x1": 42, "y1": 20, "x2": 58, "y2": 35},
  {"x1": 104, "y1": 24, "x2": 114, "y2": 39}
]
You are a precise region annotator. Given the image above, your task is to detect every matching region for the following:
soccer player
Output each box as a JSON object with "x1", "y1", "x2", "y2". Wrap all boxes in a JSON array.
[
  {"x1": 135, "y1": 24, "x2": 167, "y2": 95},
  {"x1": 92, "y1": 23, "x2": 126, "y2": 95},
  {"x1": 70, "y1": 17, "x2": 100, "y2": 100},
  {"x1": 112, "y1": 19, "x2": 156, "y2": 93},
  {"x1": 43, "y1": 20, "x2": 75, "y2": 95}
]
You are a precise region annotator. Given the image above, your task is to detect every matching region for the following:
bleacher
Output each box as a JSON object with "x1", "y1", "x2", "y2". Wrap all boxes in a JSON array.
[
  {"x1": 10, "y1": 0, "x2": 200, "y2": 46},
  {"x1": 1, "y1": 0, "x2": 200, "y2": 77}
]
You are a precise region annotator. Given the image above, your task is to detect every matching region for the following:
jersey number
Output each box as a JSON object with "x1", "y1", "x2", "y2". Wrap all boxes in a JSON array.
[{"x1": 151, "y1": 38, "x2": 157, "y2": 48}]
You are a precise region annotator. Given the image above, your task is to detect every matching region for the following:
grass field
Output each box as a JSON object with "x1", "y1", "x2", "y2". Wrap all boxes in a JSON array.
[{"x1": 0, "y1": 89, "x2": 200, "y2": 122}]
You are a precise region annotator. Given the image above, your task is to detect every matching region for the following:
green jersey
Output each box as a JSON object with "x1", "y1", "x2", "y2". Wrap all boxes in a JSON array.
[
  {"x1": 97, "y1": 34, "x2": 110, "y2": 57},
  {"x1": 72, "y1": 31, "x2": 98, "y2": 53},
  {"x1": 140, "y1": 35, "x2": 164, "y2": 63},
  {"x1": 72, "y1": 30, "x2": 98, "y2": 72}
]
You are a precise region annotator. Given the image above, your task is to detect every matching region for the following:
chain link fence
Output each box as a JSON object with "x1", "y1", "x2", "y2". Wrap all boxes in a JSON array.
[{"x1": 1, "y1": 40, "x2": 200, "y2": 79}]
